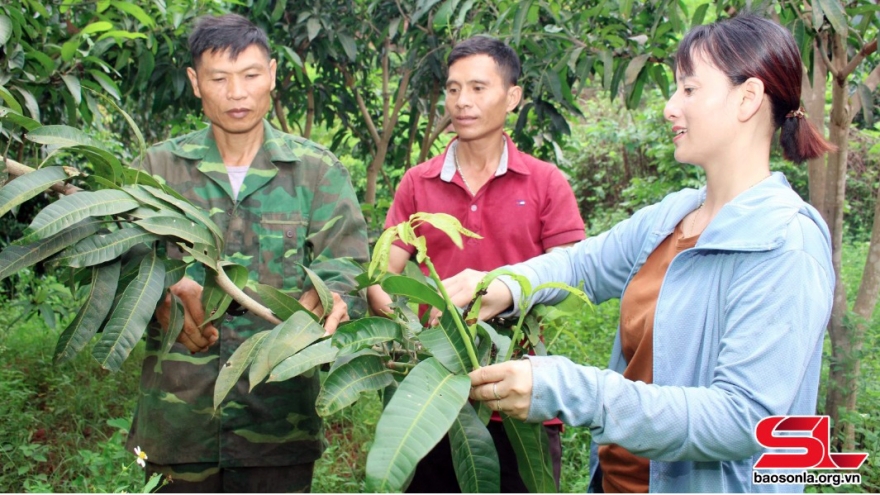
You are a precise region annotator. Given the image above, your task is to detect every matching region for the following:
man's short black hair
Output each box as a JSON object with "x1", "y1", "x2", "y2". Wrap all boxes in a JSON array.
[
  {"x1": 188, "y1": 14, "x2": 270, "y2": 68},
  {"x1": 447, "y1": 36, "x2": 522, "y2": 86}
]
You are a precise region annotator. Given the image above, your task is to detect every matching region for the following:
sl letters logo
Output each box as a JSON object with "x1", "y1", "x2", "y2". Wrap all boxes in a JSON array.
[{"x1": 754, "y1": 416, "x2": 868, "y2": 470}]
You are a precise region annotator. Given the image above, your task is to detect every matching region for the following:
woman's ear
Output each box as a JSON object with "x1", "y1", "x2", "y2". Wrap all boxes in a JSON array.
[{"x1": 737, "y1": 77, "x2": 766, "y2": 122}]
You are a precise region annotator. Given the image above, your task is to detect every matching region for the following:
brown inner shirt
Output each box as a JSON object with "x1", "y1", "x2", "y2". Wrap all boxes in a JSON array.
[{"x1": 598, "y1": 220, "x2": 699, "y2": 493}]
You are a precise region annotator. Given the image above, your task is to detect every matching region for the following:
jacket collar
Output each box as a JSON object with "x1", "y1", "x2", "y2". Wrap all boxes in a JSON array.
[
  {"x1": 421, "y1": 133, "x2": 531, "y2": 179},
  {"x1": 167, "y1": 120, "x2": 300, "y2": 163},
  {"x1": 656, "y1": 172, "x2": 830, "y2": 252}
]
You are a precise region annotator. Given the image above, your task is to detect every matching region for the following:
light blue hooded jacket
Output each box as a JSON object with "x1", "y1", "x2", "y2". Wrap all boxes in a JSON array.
[{"x1": 500, "y1": 172, "x2": 834, "y2": 492}]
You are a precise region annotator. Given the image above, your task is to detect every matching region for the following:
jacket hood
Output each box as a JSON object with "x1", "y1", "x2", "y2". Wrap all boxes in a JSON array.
[{"x1": 657, "y1": 172, "x2": 831, "y2": 252}]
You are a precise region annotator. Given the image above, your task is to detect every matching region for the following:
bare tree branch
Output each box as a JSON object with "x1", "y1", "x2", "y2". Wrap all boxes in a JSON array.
[
  {"x1": 841, "y1": 38, "x2": 878, "y2": 79},
  {"x1": 4, "y1": 158, "x2": 81, "y2": 195}
]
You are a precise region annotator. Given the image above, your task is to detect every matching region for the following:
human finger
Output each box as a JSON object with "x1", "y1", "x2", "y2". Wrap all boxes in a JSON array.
[
  {"x1": 321, "y1": 293, "x2": 349, "y2": 336},
  {"x1": 298, "y1": 289, "x2": 322, "y2": 316}
]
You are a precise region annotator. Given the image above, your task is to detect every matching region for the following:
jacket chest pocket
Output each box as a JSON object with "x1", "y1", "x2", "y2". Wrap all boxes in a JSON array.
[{"x1": 258, "y1": 212, "x2": 307, "y2": 291}]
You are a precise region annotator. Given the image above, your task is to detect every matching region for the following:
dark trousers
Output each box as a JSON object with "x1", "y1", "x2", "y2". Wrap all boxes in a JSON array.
[
  {"x1": 405, "y1": 421, "x2": 562, "y2": 493},
  {"x1": 146, "y1": 462, "x2": 315, "y2": 493}
]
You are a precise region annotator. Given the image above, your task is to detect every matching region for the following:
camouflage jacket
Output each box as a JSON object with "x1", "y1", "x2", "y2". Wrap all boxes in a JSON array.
[{"x1": 125, "y1": 121, "x2": 369, "y2": 467}]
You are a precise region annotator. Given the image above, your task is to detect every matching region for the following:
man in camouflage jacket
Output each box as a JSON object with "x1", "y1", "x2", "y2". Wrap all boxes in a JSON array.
[{"x1": 124, "y1": 14, "x2": 368, "y2": 492}]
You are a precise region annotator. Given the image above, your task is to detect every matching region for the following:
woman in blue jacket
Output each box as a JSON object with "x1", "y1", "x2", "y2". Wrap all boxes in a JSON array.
[{"x1": 444, "y1": 14, "x2": 836, "y2": 493}]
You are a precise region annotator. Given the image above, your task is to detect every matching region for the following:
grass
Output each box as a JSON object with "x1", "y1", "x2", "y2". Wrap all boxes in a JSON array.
[{"x1": 1, "y1": 242, "x2": 878, "y2": 492}]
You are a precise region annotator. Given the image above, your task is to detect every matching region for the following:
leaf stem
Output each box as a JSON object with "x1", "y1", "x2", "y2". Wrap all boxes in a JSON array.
[
  {"x1": 422, "y1": 257, "x2": 481, "y2": 370},
  {"x1": 213, "y1": 265, "x2": 281, "y2": 325}
]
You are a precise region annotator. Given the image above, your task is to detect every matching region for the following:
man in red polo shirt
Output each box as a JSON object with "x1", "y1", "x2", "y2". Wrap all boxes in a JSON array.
[{"x1": 367, "y1": 36, "x2": 585, "y2": 492}]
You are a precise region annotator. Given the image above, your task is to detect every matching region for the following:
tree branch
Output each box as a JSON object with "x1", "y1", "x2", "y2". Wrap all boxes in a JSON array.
[
  {"x1": 841, "y1": 38, "x2": 878, "y2": 79},
  {"x1": 819, "y1": 33, "x2": 842, "y2": 80},
  {"x1": 272, "y1": 92, "x2": 290, "y2": 134},
  {"x1": 339, "y1": 63, "x2": 381, "y2": 144},
  {"x1": 4, "y1": 158, "x2": 81, "y2": 195}
]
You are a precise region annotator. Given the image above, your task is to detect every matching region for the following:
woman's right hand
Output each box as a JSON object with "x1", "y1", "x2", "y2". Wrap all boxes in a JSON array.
[{"x1": 439, "y1": 268, "x2": 515, "y2": 322}]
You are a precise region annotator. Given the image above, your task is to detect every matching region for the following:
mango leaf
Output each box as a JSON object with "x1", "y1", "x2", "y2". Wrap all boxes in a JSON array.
[
  {"x1": 12, "y1": 86, "x2": 39, "y2": 122},
  {"x1": 502, "y1": 414, "x2": 555, "y2": 493},
  {"x1": 433, "y1": 0, "x2": 461, "y2": 30},
  {"x1": 93, "y1": 249, "x2": 165, "y2": 372},
  {"x1": 86, "y1": 88, "x2": 145, "y2": 157},
  {"x1": 0, "y1": 87, "x2": 23, "y2": 114},
  {"x1": 449, "y1": 402, "x2": 500, "y2": 493},
  {"x1": 332, "y1": 317, "x2": 401, "y2": 356},
  {"x1": 269, "y1": 339, "x2": 337, "y2": 382},
  {"x1": 153, "y1": 292, "x2": 184, "y2": 373},
  {"x1": 25, "y1": 124, "x2": 108, "y2": 150},
  {"x1": 315, "y1": 353, "x2": 394, "y2": 416},
  {"x1": 365, "y1": 358, "x2": 471, "y2": 492},
  {"x1": 178, "y1": 242, "x2": 220, "y2": 268},
  {"x1": 214, "y1": 331, "x2": 269, "y2": 409},
  {"x1": 141, "y1": 185, "x2": 223, "y2": 244},
  {"x1": 477, "y1": 321, "x2": 510, "y2": 367},
  {"x1": 533, "y1": 281, "x2": 593, "y2": 307},
  {"x1": 135, "y1": 215, "x2": 214, "y2": 246},
  {"x1": 53, "y1": 260, "x2": 121, "y2": 364},
  {"x1": 60, "y1": 74, "x2": 82, "y2": 104},
  {"x1": 380, "y1": 275, "x2": 445, "y2": 310},
  {"x1": 816, "y1": 0, "x2": 847, "y2": 35},
  {"x1": 0, "y1": 166, "x2": 74, "y2": 219},
  {"x1": 248, "y1": 312, "x2": 325, "y2": 390},
  {"x1": 419, "y1": 310, "x2": 470, "y2": 374},
  {"x1": 88, "y1": 69, "x2": 120, "y2": 100},
  {"x1": 20, "y1": 190, "x2": 136, "y2": 244},
  {"x1": 254, "y1": 283, "x2": 318, "y2": 322},
  {"x1": 369, "y1": 225, "x2": 398, "y2": 279},
  {"x1": 201, "y1": 263, "x2": 248, "y2": 326},
  {"x1": 163, "y1": 259, "x2": 187, "y2": 289},
  {"x1": 111, "y1": 1, "x2": 156, "y2": 28},
  {"x1": 410, "y1": 212, "x2": 481, "y2": 249},
  {"x1": 301, "y1": 265, "x2": 333, "y2": 320},
  {"x1": 53, "y1": 226, "x2": 159, "y2": 268},
  {"x1": 81, "y1": 21, "x2": 113, "y2": 35},
  {"x1": 0, "y1": 219, "x2": 101, "y2": 282},
  {"x1": 0, "y1": 15, "x2": 11, "y2": 45}
]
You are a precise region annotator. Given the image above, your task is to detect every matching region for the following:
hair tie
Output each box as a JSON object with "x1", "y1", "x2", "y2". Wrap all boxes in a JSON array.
[{"x1": 786, "y1": 107, "x2": 806, "y2": 119}]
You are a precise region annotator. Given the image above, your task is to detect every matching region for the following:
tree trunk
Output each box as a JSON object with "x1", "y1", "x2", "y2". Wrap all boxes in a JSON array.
[
  {"x1": 823, "y1": 32, "x2": 855, "y2": 449},
  {"x1": 804, "y1": 37, "x2": 828, "y2": 211},
  {"x1": 365, "y1": 140, "x2": 391, "y2": 206}
]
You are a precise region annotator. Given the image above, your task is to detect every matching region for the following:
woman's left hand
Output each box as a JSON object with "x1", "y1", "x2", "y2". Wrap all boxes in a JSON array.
[{"x1": 468, "y1": 360, "x2": 534, "y2": 421}]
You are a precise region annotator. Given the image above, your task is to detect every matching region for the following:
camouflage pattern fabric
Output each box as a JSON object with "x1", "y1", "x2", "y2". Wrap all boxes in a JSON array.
[
  {"x1": 125, "y1": 120, "x2": 369, "y2": 467},
  {"x1": 145, "y1": 461, "x2": 314, "y2": 492}
]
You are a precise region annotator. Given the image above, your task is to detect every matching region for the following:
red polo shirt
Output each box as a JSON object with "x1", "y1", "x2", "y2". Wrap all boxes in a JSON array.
[{"x1": 386, "y1": 135, "x2": 585, "y2": 279}]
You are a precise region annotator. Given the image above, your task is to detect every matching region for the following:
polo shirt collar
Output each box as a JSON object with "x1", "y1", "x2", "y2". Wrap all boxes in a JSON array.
[{"x1": 435, "y1": 134, "x2": 526, "y2": 182}]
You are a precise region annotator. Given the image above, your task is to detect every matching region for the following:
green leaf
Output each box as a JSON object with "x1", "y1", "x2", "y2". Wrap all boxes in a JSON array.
[
  {"x1": 254, "y1": 283, "x2": 318, "y2": 322},
  {"x1": 81, "y1": 21, "x2": 114, "y2": 36},
  {"x1": 419, "y1": 310, "x2": 470, "y2": 374},
  {"x1": 0, "y1": 166, "x2": 74, "y2": 219},
  {"x1": 858, "y1": 83, "x2": 874, "y2": 126},
  {"x1": 365, "y1": 358, "x2": 471, "y2": 492},
  {"x1": 433, "y1": 0, "x2": 461, "y2": 30},
  {"x1": 141, "y1": 185, "x2": 224, "y2": 244},
  {"x1": 163, "y1": 259, "x2": 187, "y2": 289},
  {"x1": 512, "y1": 0, "x2": 532, "y2": 45},
  {"x1": 93, "y1": 249, "x2": 165, "y2": 372},
  {"x1": 301, "y1": 264, "x2": 333, "y2": 320},
  {"x1": 200, "y1": 262, "x2": 248, "y2": 326},
  {"x1": 624, "y1": 54, "x2": 649, "y2": 86},
  {"x1": 0, "y1": 106, "x2": 39, "y2": 130},
  {"x1": 268, "y1": 339, "x2": 337, "y2": 382},
  {"x1": 315, "y1": 353, "x2": 394, "y2": 416},
  {"x1": 61, "y1": 39, "x2": 79, "y2": 62},
  {"x1": 502, "y1": 414, "x2": 555, "y2": 493},
  {"x1": 338, "y1": 33, "x2": 357, "y2": 62},
  {"x1": 369, "y1": 225, "x2": 398, "y2": 279},
  {"x1": 248, "y1": 312, "x2": 325, "y2": 390},
  {"x1": 111, "y1": 1, "x2": 156, "y2": 28},
  {"x1": 449, "y1": 402, "x2": 500, "y2": 493},
  {"x1": 0, "y1": 220, "x2": 102, "y2": 282},
  {"x1": 88, "y1": 69, "x2": 121, "y2": 100},
  {"x1": 816, "y1": 0, "x2": 847, "y2": 34},
  {"x1": 135, "y1": 215, "x2": 215, "y2": 246},
  {"x1": 691, "y1": 3, "x2": 709, "y2": 26},
  {"x1": 410, "y1": 212, "x2": 481, "y2": 249},
  {"x1": 0, "y1": 15, "x2": 11, "y2": 46},
  {"x1": 12, "y1": 85, "x2": 39, "y2": 122},
  {"x1": 532, "y1": 281, "x2": 593, "y2": 308},
  {"x1": 332, "y1": 317, "x2": 401, "y2": 355},
  {"x1": 60, "y1": 74, "x2": 82, "y2": 104},
  {"x1": 154, "y1": 293, "x2": 184, "y2": 373},
  {"x1": 177, "y1": 242, "x2": 220, "y2": 267},
  {"x1": 21, "y1": 190, "x2": 137, "y2": 244},
  {"x1": 0, "y1": 86, "x2": 23, "y2": 114},
  {"x1": 214, "y1": 331, "x2": 269, "y2": 409},
  {"x1": 380, "y1": 275, "x2": 445, "y2": 310},
  {"x1": 25, "y1": 124, "x2": 111, "y2": 151},
  {"x1": 86, "y1": 89, "x2": 146, "y2": 158},
  {"x1": 52, "y1": 226, "x2": 159, "y2": 268},
  {"x1": 306, "y1": 17, "x2": 321, "y2": 41},
  {"x1": 53, "y1": 260, "x2": 121, "y2": 364}
]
